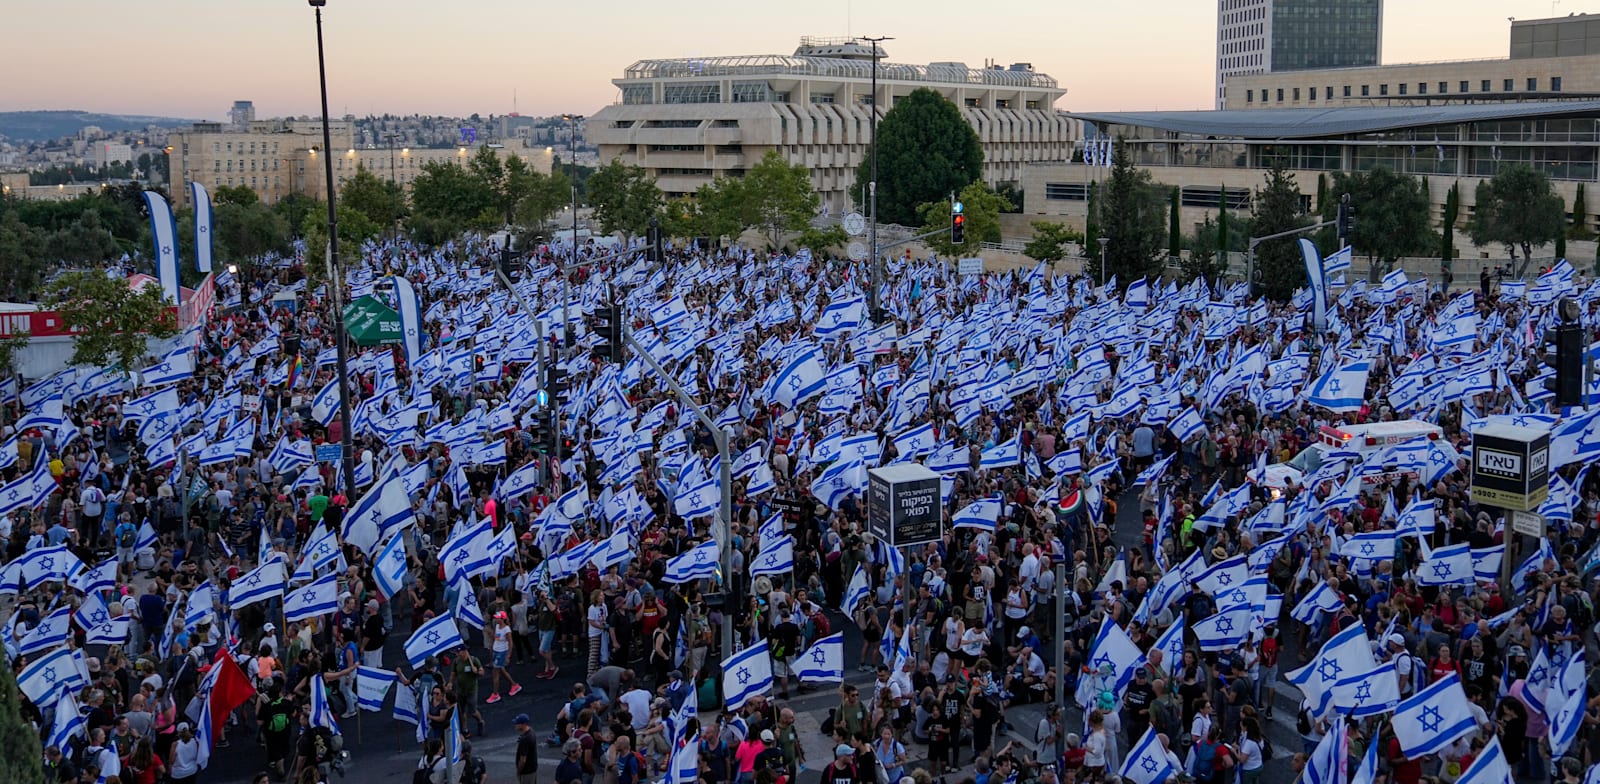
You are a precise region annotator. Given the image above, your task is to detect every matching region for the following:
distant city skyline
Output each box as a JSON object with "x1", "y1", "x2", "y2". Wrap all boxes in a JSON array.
[{"x1": 2, "y1": 0, "x2": 1577, "y2": 120}]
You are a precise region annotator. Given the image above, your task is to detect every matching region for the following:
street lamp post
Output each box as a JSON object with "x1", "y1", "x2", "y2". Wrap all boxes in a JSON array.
[
  {"x1": 308, "y1": 0, "x2": 358, "y2": 498},
  {"x1": 383, "y1": 132, "x2": 399, "y2": 242},
  {"x1": 1097, "y1": 236, "x2": 1109, "y2": 283},
  {"x1": 560, "y1": 114, "x2": 583, "y2": 349},
  {"x1": 863, "y1": 35, "x2": 893, "y2": 322}
]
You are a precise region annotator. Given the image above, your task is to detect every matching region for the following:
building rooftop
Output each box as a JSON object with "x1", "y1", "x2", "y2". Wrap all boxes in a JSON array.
[
  {"x1": 1068, "y1": 99, "x2": 1600, "y2": 139},
  {"x1": 620, "y1": 39, "x2": 1057, "y2": 90}
]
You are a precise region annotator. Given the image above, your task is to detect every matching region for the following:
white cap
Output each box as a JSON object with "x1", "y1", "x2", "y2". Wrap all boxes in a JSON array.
[{"x1": 1387, "y1": 633, "x2": 1405, "y2": 647}]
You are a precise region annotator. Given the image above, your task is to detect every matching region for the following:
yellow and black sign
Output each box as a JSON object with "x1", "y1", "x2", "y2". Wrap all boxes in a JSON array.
[{"x1": 1469, "y1": 426, "x2": 1550, "y2": 512}]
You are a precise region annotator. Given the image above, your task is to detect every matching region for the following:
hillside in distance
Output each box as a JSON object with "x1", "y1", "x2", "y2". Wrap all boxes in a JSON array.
[{"x1": 0, "y1": 110, "x2": 199, "y2": 142}]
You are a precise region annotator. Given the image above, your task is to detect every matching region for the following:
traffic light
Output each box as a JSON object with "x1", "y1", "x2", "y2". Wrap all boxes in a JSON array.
[
  {"x1": 530, "y1": 408, "x2": 553, "y2": 453},
  {"x1": 1544, "y1": 297, "x2": 1584, "y2": 408},
  {"x1": 498, "y1": 239, "x2": 516, "y2": 281},
  {"x1": 950, "y1": 200, "x2": 965, "y2": 245},
  {"x1": 1337, "y1": 194, "x2": 1355, "y2": 243},
  {"x1": 592, "y1": 303, "x2": 624, "y2": 363},
  {"x1": 544, "y1": 362, "x2": 568, "y2": 406}
]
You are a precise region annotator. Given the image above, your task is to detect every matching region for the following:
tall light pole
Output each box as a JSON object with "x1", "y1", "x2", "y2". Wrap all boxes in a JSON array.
[
  {"x1": 309, "y1": 0, "x2": 357, "y2": 498},
  {"x1": 863, "y1": 35, "x2": 893, "y2": 322},
  {"x1": 383, "y1": 132, "x2": 399, "y2": 242},
  {"x1": 561, "y1": 114, "x2": 583, "y2": 349}
]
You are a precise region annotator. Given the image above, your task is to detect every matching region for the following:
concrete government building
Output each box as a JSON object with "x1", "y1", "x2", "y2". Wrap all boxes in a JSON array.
[
  {"x1": 1224, "y1": 13, "x2": 1600, "y2": 109},
  {"x1": 588, "y1": 38, "x2": 1074, "y2": 217},
  {"x1": 166, "y1": 115, "x2": 554, "y2": 209}
]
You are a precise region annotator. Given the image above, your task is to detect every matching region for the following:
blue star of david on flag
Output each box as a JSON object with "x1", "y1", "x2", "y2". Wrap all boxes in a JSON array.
[
  {"x1": 1430, "y1": 561, "x2": 1453, "y2": 579},
  {"x1": 1318, "y1": 659, "x2": 1344, "y2": 683},
  {"x1": 1328, "y1": 378, "x2": 1343, "y2": 393},
  {"x1": 1421, "y1": 705, "x2": 1442, "y2": 733},
  {"x1": 737, "y1": 667, "x2": 752, "y2": 685}
]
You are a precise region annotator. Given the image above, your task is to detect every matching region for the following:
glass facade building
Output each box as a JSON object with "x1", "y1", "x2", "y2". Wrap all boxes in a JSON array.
[{"x1": 1270, "y1": 0, "x2": 1382, "y2": 72}]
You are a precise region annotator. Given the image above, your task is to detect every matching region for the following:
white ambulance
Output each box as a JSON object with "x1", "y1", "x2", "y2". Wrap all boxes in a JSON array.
[{"x1": 1257, "y1": 419, "x2": 1446, "y2": 490}]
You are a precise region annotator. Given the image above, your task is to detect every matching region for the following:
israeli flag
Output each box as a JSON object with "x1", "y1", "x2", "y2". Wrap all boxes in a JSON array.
[
  {"x1": 1322, "y1": 246, "x2": 1352, "y2": 276},
  {"x1": 393, "y1": 673, "x2": 422, "y2": 730},
  {"x1": 284, "y1": 573, "x2": 339, "y2": 622},
  {"x1": 1118, "y1": 725, "x2": 1175, "y2": 784},
  {"x1": 795, "y1": 632, "x2": 844, "y2": 683},
  {"x1": 1170, "y1": 407, "x2": 1206, "y2": 443},
  {"x1": 1286, "y1": 619, "x2": 1377, "y2": 716},
  {"x1": 842, "y1": 564, "x2": 871, "y2": 617},
  {"x1": 404, "y1": 611, "x2": 468, "y2": 667},
  {"x1": 1291, "y1": 581, "x2": 1344, "y2": 624},
  {"x1": 1396, "y1": 497, "x2": 1436, "y2": 538},
  {"x1": 356, "y1": 666, "x2": 397, "y2": 712},
  {"x1": 47, "y1": 691, "x2": 86, "y2": 754},
  {"x1": 454, "y1": 576, "x2": 487, "y2": 630},
  {"x1": 1146, "y1": 618, "x2": 1184, "y2": 678},
  {"x1": 189, "y1": 181, "x2": 214, "y2": 273},
  {"x1": 18, "y1": 606, "x2": 72, "y2": 656},
  {"x1": 309, "y1": 665, "x2": 342, "y2": 736},
  {"x1": 952, "y1": 496, "x2": 1003, "y2": 530},
  {"x1": 184, "y1": 581, "x2": 215, "y2": 630},
  {"x1": 1456, "y1": 736, "x2": 1513, "y2": 784},
  {"x1": 311, "y1": 380, "x2": 341, "y2": 427},
  {"x1": 391, "y1": 275, "x2": 424, "y2": 363},
  {"x1": 663, "y1": 539, "x2": 720, "y2": 583},
  {"x1": 227, "y1": 558, "x2": 287, "y2": 609},
  {"x1": 892, "y1": 423, "x2": 938, "y2": 459},
  {"x1": 750, "y1": 534, "x2": 795, "y2": 576},
  {"x1": 979, "y1": 436, "x2": 1020, "y2": 469},
  {"x1": 1331, "y1": 661, "x2": 1402, "y2": 718},
  {"x1": 1416, "y1": 541, "x2": 1473, "y2": 586},
  {"x1": 71, "y1": 557, "x2": 117, "y2": 596},
  {"x1": 18, "y1": 646, "x2": 83, "y2": 706},
  {"x1": 81, "y1": 616, "x2": 130, "y2": 647},
  {"x1": 814, "y1": 297, "x2": 865, "y2": 338},
  {"x1": 141, "y1": 189, "x2": 182, "y2": 304},
  {"x1": 342, "y1": 476, "x2": 416, "y2": 556},
  {"x1": 140, "y1": 351, "x2": 196, "y2": 388},
  {"x1": 1191, "y1": 607, "x2": 1250, "y2": 652},
  {"x1": 1082, "y1": 615, "x2": 1144, "y2": 697},
  {"x1": 1351, "y1": 728, "x2": 1380, "y2": 784},
  {"x1": 721, "y1": 640, "x2": 774, "y2": 710},
  {"x1": 1304, "y1": 359, "x2": 1370, "y2": 413},
  {"x1": 1547, "y1": 649, "x2": 1586, "y2": 759},
  {"x1": 1391, "y1": 671, "x2": 1477, "y2": 757},
  {"x1": 1303, "y1": 716, "x2": 1348, "y2": 784},
  {"x1": 669, "y1": 738, "x2": 701, "y2": 784},
  {"x1": 768, "y1": 348, "x2": 826, "y2": 409},
  {"x1": 1339, "y1": 529, "x2": 1395, "y2": 562}
]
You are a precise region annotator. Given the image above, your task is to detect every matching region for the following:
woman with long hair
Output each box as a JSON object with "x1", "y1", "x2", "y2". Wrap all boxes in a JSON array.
[{"x1": 120, "y1": 737, "x2": 166, "y2": 784}]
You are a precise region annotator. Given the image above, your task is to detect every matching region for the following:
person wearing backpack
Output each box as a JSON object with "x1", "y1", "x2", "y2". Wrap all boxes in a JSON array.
[
  {"x1": 256, "y1": 681, "x2": 294, "y2": 780},
  {"x1": 114, "y1": 519, "x2": 138, "y2": 567},
  {"x1": 1186, "y1": 725, "x2": 1225, "y2": 784},
  {"x1": 415, "y1": 738, "x2": 447, "y2": 784},
  {"x1": 459, "y1": 740, "x2": 489, "y2": 784},
  {"x1": 820, "y1": 744, "x2": 857, "y2": 784}
]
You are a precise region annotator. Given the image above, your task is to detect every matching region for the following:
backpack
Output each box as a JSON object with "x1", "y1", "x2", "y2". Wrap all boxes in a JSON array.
[
  {"x1": 118, "y1": 527, "x2": 135, "y2": 548},
  {"x1": 461, "y1": 755, "x2": 488, "y2": 784},
  {"x1": 414, "y1": 755, "x2": 443, "y2": 784},
  {"x1": 266, "y1": 699, "x2": 290, "y2": 734},
  {"x1": 1296, "y1": 707, "x2": 1312, "y2": 736},
  {"x1": 619, "y1": 750, "x2": 646, "y2": 784},
  {"x1": 1191, "y1": 740, "x2": 1219, "y2": 779}
]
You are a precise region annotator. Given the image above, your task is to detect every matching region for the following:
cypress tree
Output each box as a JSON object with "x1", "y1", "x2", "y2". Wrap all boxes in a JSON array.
[
  {"x1": 1168, "y1": 187, "x2": 1182, "y2": 261},
  {"x1": 0, "y1": 657, "x2": 45, "y2": 784}
]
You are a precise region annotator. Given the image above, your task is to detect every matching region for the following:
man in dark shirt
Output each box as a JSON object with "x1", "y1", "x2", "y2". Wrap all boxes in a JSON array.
[
  {"x1": 769, "y1": 607, "x2": 802, "y2": 699},
  {"x1": 554, "y1": 739, "x2": 585, "y2": 784},
  {"x1": 514, "y1": 713, "x2": 539, "y2": 784},
  {"x1": 138, "y1": 584, "x2": 166, "y2": 647},
  {"x1": 361, "y1": 606, "x2": 386, "y2": 668},
  {"x1": 1122, "y1": 667, "x2": 1155, "y2": 743}
]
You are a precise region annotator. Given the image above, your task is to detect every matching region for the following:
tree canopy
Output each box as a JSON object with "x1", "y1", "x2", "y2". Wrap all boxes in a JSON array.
[
  {"x1": 1097, "y1": 140, "x2": 1168, "y2": 283},
  {"x1": 586, "y1": 159, "x2": 663, "y2": 240},
  {"x1": 1250, "y1": 164, "x2": 1312, "y2": 301},
  {"x1": 1325, "y1": 167, "x2": 1433, "y2": 281},
  {"x1": 41, "y1": 270, "x2": 179, "y2": 370},
  {"x1": 1469, "y1": 164, "x2": 1566, "y2": 275},
  {"x1": 857, "y1": 88, "x2": 983, "y2": 227},
  {"x1": 1023, "y1": 221, "x2": 1084, "y2": 263},
  {"x1": 917, "y1": 183, "x2": 1011, "y2": 259},
  {"x1": 729, "y1": 151, "x2": 821, "y2": 249}
]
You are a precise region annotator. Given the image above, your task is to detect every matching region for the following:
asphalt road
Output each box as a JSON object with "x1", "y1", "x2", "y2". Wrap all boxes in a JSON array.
[{"x1": 204, "y1": 484, "x2": 1318, "y2": 783}]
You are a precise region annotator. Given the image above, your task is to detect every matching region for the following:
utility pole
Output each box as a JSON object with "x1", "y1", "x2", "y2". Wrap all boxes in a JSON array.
[
  {"x1": 862, "y1": 35, "x2": 893, "y2": 323},
  {"x1": 308, "y1": 0, "x2": 357, "y2": 498},
  {"x1": 383, "y1": 132, "x2": 400, "y2": 242}
]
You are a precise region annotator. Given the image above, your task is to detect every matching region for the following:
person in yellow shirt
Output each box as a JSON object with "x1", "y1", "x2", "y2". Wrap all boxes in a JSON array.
[{"x1": 49, "y1": 455, "x2": 65, "y2": 478}]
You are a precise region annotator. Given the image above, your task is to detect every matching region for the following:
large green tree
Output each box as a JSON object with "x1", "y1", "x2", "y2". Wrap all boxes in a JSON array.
[
  {"x1": 586, "y1": 159, "x2": 663, "y2": 240},
  {"x1": 794, "y1": 225, "x2": 848, "y2": 259},
  {"x1": 917, "y1": 182, "x2": 1012, "y2": 259},
  {"x1": 1326, "y1": 167, "x2": 1432, "y2": 282},
  {"x1": 1572, "y1": 183, "x2": 1591, "y2": 240},
  {"x1": 1097, "y1": 140, "x2": 1168, "y2": 283},
  {"x1": 856, "y1": 87, "x2": 983, "y2": 227},
  {"x1": 0, "y1": 212, "x2": 48, "y2": 300},
  {"x1": 408, "y1": 160, "x2": 496, "y2": 244},
  {"x1": 339, "y1": 164, "x2": 406, "y2": 233},
  {"x1": 1023, "y1": 221, "x2": 1084, "y2": 264},
  {"x1": 41, "y1": 270, "x2": 179, "y2": 369},
  {"x1": 1250, "y1": 164, "x2": 1312, "y2": 301},
  {"x1": 1469, "y1": 164, "x2": 1566, "y2": 276},
  {"x1": 733, "y1": 151, "x2": 820, "y2": 249}
]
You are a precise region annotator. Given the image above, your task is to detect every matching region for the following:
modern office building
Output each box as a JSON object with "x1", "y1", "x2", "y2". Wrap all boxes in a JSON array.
[
  {"x1": 1024, "y1": 101, "x2": 1600, "y2": 247},
  {"x1": 1224, "y1": 13, "x2": 1600, "y2": 109},
  {"x1": 1216, "y1": 0, "x2": 1383, "y2": 108},
  {"x1": 166, "y1": 115, "x2": 553, "y2": 208},
  {"x1": 588, "y1": 38, "x2": 1074, "y2": 216}
]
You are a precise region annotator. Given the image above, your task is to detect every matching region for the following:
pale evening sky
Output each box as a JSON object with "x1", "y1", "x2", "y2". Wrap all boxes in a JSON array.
[{"x1": 2, "y1": 0, "x2": 1580, "y2": 120}]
